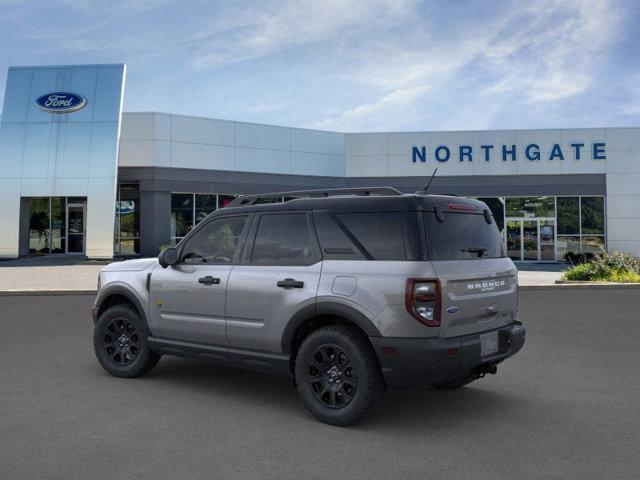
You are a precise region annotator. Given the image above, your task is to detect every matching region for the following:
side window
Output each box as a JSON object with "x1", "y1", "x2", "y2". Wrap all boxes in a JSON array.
[
  {"x1": 180, "y1": 215, "x2": 248, "y2": 264},
  {"x1": 313, "y1": 211, "x2": 366, "y2": 260},
  {"x1": 251, "y1": 213, "x2": 315, "y2": 266},
  {"x1": 336, "y1": 212, "x2": 406, "y2": 260}
]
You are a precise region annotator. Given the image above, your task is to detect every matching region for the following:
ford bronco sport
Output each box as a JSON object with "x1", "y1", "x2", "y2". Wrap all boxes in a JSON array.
[{"x1": 92, "y1": 187, "x2": 525, "y2": 426}]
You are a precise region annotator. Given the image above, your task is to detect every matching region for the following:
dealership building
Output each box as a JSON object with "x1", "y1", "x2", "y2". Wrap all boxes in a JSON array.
[{"x1": 1, "y1": 63, "x2": 639, "y2": 261}]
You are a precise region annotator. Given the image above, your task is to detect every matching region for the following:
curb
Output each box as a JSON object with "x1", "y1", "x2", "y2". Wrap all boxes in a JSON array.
[{"x1": 0, "y1": 290, "x2": 97, "y2": 296}]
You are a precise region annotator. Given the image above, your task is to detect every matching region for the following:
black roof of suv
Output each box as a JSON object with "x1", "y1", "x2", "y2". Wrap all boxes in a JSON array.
[{"x1": 220, "y1": 188, "x2": 486, "y2": 216}]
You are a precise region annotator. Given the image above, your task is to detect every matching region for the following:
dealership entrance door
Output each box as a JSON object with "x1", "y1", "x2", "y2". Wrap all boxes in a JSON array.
[
  {"x1": 66, "y1": 202, "x2": 86, "y2": 254},
  {"x1": 506, "y1": 218, "x2": 556, "y2": 261}
]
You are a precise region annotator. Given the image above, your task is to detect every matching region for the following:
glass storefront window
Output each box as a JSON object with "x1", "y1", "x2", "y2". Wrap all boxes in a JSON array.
[
  {"x1": 557, "y1": 197, "x2": 579, "y2": 235},
  {"x1": 27, "y1": 196, "x2": 85, "y2": 255},
  {"x1": 557, "y1": 235, "x2": 581, "y2": 259},
  {"x1": 217, "y1": 194, "x2": 237, "y2": 209},
  {"x1": 505, "y1": 196, "x2": 555, "y2": 218},
  {"x1": 581, "y1": 197, "x2": 605, "y2": 234},
  {"x1": 195, "y1": 194, "x2": 217, "y2": 224},
  {"x1": 582, "y1": 236, "x2": 606, "y2": 254},
  {"x1": 114, "y1": 184, "x2": 140, "y2": 255},
  {"x1": 171, "y1": 192, "x2": 239, "y2": 245},
  {"x1": 29, "y1": 197, "x2": 50, "y2": 254},
  {"x1": 504, "y1": 195, "x2": 605, "y2": 261},
  {"x1": 171, "y1": 193, "x2": 194, "y2": 241}
]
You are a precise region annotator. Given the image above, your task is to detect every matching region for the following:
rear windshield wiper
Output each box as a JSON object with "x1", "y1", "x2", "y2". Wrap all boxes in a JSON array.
[{"x1": 461, "y1": 247, "x2": 486, "y2": 258}]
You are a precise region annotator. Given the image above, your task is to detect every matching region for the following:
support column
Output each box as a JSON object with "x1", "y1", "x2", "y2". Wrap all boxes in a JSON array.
[{"x1": 139, "y1": 189, "x2": 171, "y2": 257}]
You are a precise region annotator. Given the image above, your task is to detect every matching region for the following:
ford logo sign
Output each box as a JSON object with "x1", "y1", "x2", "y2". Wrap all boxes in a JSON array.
[
  {"x1": 35, "y1": 92, "x2": 87, "y2": 114},
  {"x1": 446, "y1": 306, "x2": 459, "y2": 314}
]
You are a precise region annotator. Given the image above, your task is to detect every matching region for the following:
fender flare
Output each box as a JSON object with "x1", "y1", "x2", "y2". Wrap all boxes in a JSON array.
[
  {"x1": 281, "y1": 301, "x2": 381, "y2": 354},
  {"x1": 94, "y1": 283, "x2": 151, "y2": 336}
]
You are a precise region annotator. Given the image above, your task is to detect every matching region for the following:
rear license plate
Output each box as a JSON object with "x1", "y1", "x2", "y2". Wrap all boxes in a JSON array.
[{"x1": 480, "y1": 331, "x2": 499, "y2": 357}]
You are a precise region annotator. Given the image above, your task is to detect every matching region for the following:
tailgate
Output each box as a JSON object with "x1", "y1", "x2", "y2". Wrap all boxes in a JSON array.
[{"x1": 431, "y1": 258, "x2": 518, "y2": 338}]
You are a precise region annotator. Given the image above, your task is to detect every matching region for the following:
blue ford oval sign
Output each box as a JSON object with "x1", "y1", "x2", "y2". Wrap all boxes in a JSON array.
[{"x1": 35, "y1": 92, "x2": 87, "y2": 114}]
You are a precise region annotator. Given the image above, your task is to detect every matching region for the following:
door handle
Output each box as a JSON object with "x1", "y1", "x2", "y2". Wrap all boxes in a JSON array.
[
  {"x1": 198, "y1": 276, "x2": 220, "y2": 285},
  {"x1": 277, "y1": 278, "x2": 304, "y2": 289}
]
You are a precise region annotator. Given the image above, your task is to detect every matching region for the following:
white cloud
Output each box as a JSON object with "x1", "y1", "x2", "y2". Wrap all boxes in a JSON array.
[{"x1": 314, "y1": 0, "x2": 625, "y2": 130}]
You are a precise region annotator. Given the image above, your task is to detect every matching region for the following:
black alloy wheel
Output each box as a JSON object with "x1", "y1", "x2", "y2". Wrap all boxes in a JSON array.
[
  {"x1": 294, "y1": 325, "x2": 386, "y2": 426},
  {"x1": 93, "y1": 304, "x2": 160, "y2": 378},
  {"x1": 307, "y1": 344, "x2": 358, "y2": 409},
  {"x1": 102, "y1": 317, "x2": 141, "y2": 366}
]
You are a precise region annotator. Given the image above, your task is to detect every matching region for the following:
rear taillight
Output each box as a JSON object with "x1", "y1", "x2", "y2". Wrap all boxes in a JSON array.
[{"x1": 405, "y1": 279, "x2": 441, "y2": 327}]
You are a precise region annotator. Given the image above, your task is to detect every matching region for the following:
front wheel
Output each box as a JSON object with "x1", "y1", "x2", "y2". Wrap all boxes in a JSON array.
[
  {"x1": 93, "y1": 304, "x2": 160, "y2": 378},
  {"x1": 294, "y1": 325, "x2": 386, "y2": 426}
]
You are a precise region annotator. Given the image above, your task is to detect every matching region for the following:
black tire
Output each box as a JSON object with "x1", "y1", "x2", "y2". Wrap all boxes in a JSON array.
[
  {"x1": 93, "y1": 304, "x2": 160, "y2": 378},
  {"x1": 432, "y1": 374, "x2": 475, "y2": 390},
  {"x1": 294, "y1": 325, "x2": 386, "y2": 426}
]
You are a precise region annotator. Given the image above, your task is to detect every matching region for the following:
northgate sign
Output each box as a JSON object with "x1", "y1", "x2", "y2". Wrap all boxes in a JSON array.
[{"x1": 411, "y1": 142, "x2": 606, "y2": 163}]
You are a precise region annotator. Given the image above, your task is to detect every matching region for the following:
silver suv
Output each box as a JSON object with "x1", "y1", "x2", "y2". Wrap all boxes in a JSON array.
[{"x1": 92, "y1": 187, "x2": 525, "y2": 426}]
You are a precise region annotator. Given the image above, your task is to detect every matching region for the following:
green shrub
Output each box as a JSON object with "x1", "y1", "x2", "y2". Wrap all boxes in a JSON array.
[{"x1": 563, "y1": 250, "x2": 640, "y2": 282}]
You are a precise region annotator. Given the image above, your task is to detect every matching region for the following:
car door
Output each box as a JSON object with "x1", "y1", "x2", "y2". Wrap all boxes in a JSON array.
[
  {"x1": 148, "y1": 214, "x2": 251, "y2": 348},
  {"x1": 226, "y1": 211, "x2": 322, "y2": 354}
]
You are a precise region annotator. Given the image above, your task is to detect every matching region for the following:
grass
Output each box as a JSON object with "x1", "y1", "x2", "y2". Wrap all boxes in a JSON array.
[{"x1": 563, "y1": 265, "x2": 640, "y2": 283}]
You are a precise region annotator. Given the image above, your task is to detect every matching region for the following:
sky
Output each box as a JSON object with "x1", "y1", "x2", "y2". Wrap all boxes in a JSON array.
[{"x1": 0, "y1": 0, "x2": 639, "y2": 132}]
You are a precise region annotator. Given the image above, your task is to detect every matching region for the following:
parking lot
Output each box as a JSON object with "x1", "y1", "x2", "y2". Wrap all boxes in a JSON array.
[{"x1": 1, "y1": 289, "x2": 639, "y2": 479}]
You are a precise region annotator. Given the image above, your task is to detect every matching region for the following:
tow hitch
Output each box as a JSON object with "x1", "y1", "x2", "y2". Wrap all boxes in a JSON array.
[{"x1": 471, "y1": 363, "x2": 497, "y2": 379}]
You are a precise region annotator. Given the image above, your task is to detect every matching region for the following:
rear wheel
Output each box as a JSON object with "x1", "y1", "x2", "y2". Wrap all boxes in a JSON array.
[
  {"x1": 294, "y1": 325, "x2": 385, "y2": 426},
  {"x1": 93, "y1": 304, "x2": 160, "y2": 378}
]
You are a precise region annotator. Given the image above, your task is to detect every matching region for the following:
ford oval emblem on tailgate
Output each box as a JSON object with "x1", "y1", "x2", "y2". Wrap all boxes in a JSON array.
[{"x1": 447, "y1": 306, "x2": 459, "y2": 314}]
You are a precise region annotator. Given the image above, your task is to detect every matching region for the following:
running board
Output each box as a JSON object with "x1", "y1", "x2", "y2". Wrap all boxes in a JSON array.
[{"x1": 148, "y1": 337, "x2": 291, "y2": 376}]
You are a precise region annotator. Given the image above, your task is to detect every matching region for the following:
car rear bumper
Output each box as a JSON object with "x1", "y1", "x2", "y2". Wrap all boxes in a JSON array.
[{"x1": 369, "y1": 321, "x2": 525, "y2": 391}]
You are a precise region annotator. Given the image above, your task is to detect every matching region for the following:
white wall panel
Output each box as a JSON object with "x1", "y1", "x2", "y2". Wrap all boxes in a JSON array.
[
  {"x1": 0, "y1": 179, "x2": 20, "y2": 257},
  {"x1": 388, "y1": 153, "x2": 433, "y2": 177},
  {"x1": 291, "y1": 128, "x2": 344, "y2": 155},
  {"x1": 291, "y1": 151, "x2": 344, "y2": 176},
  {"x1": 605, "y1": 150, "x2": 640, "y2": 174},
  {"x1": 60, "y1": 122, "x2": 92, "y2": 178},
  {"x1": 605, "y1": 195, "x2": 640, "y2": 219},
  {"x1": 346, "y1": 133, "x2": 387, "y2": 156},
  {"x1": 21, "y1": 122, "x2": 52, "y2": 177},
  {"x1": 345, "y1": 154, "x2": 387, "y2": 177},
  {"x1": 171, "y1": 115, "x2": 234, "y2": 146},
  {"x1": 235, "y1": 122, "x2": 290, "y2": 150},
  {"x1": 85, "y1": 176, "x2": 118, "y2": 258},
  {"x1": 53, "y1": 177, "x2": 90, "y2": 196},
  {"x1": 606, "y1": 173, "x2": 640, "y2": 195},
  {"x1": 387, "y1": 132, "x2": 429, "y2": 156},
  {"x1": 170, "y1": 142, "x2": 234, "y2": 170},
  {"x1": 607, "y1": 240, "x2": 640, "y2": 255},
  {"x1": 120, "y1": 113, "x2": 157, "y2": 140},
  {"x1": 606, "y1": 128, "x2": 640, "y2": 151},
  {"x1": 235, "y1": 147, "x2": 290, "y2": 174},
  {"x1": 118, "y1": 139, "x2": 158, "y2": 167},
  {"x1": 0, "y1": 122, "x2": 25, "y2": 177}
]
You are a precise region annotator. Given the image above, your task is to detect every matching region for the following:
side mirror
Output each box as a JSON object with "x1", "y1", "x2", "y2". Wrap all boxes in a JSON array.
[{"x1": 158, "y1": 247, "x2": 178, "y2": 268}]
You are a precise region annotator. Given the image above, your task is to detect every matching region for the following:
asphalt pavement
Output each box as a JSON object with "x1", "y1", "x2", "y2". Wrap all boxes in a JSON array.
[{"x1": 1, "y1": 289, "x2": 639, "y2": 479}]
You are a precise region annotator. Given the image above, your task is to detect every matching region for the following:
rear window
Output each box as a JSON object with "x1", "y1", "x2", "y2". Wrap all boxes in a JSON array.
[
  {"x1": 423, "y1": 212, "x2": 506, "y2": 260},
  {"x1": 336, "y1": 212, "x2": 406, "y2": 260}
]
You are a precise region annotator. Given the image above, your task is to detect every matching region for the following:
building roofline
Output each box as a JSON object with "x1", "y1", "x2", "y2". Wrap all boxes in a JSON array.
[{"x1": 122, "y1": 111, "x2": 639, "y2": 135}]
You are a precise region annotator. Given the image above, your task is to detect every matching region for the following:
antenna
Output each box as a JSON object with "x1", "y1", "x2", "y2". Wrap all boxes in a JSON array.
[{"x1": 422, "y1": 168, "x2": 438, "y2": 193}]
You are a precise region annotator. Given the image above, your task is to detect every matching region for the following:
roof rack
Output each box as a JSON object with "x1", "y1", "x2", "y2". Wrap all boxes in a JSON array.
[{"x1": 227, "y1": 187, "x2": 403, "y2": 207}]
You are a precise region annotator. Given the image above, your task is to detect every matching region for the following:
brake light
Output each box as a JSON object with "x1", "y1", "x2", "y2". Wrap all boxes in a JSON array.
[
  {"x1": 448, "y1": 203, "x2": 477, "y2": 212},
  {"x1": 405, "y1": 279, "x2": 441, "y2": 327}
]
